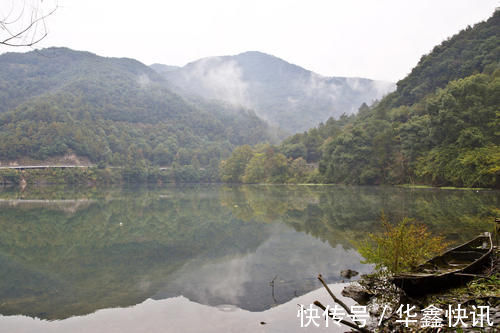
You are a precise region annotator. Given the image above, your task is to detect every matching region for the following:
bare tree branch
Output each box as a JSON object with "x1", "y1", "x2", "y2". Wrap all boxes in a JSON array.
[
  {"x1": 315, "y1": 274, "x2": 371, "y2": 333},
  {"x1": 1, "y1": 0, "x2": 57, "y2": 48},
  {"x1": 317, "y1": 274, "x2": 351, "y2": 314}
]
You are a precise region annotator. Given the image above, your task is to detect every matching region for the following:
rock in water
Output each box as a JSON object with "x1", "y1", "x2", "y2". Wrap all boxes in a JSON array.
[
  {"x1": 341, "y1": 284, "x2": 374, "y2": 305},
  {"x1": 340, "y1": 269, "x2": 359, "y2": 279}
]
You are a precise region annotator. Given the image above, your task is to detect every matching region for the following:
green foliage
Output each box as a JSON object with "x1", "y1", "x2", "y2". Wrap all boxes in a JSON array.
[
  {"x1": 219, "y1": 145, "x2": 254, "y2": 182},
  {"x1": 1, "y1": 11, "x2": 499, "y2": 187},
  {"x1": 220, "y1": 144, "x2": 313, "y2": 184},
  {"x1": 0, "y1": 169, "x2": 21, "y2": 184},
  {"x1": 0, "y1": 164, "x2": 221, "y2": 185},
  {"x1": 280, "y1": 114, "x2": 354, "y2": 163},
  {"x1": 0, "y1": 48, "x2": 276, "y2": 183},
  {"x1": 415, "y1": 144, "x2": 500, "y2": 187},
  {"x1": 389, "y1": 10, "x2": 500, "y2": 107},
  {"x1": 242, "y1": 152, "x2": 267, "y2": 183},
  {"x1": 358, "y1": 215, "x2": 449, "y2": 273},
  {"x1": 288, "y1": 157, "x2": 309, "y2": 183},
  {"x1": 273, "y1": 12, "x2": 500, "y2": 188},
  {"x1": 319, "y1": 72, "x2": 500, "y2": 187},
  {"x1": 19, "y1": 168, "x2": 121, "y2": 185}
]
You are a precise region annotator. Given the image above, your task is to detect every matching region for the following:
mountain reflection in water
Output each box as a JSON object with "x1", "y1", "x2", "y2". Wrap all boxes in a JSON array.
[{"x1": 0, "y1": 184, "x2": 497, "y2": 320}]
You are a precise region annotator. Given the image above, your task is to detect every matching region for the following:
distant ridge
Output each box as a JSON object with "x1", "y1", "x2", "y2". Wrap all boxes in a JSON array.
[{"x1": 152, "y1": 51, "x2": 395, "y2": 133}]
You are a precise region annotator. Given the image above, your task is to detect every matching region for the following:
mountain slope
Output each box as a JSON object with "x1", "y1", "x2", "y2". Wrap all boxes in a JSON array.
[
  {"x1": 0, "y1": 48, "x2": 276, "y2": 171},
  {"x1": 221, "y1": 10, "x2": 500, "y2": 188},
  {"x1": 315, "y1": 11, "x2": 499, "y2": 188},
  {"x1": 153, "y1": 51, "x2": 395, "y2": 133},
  {"x1": 382, "y1": 10, "x2": 500, "y2": 108}
]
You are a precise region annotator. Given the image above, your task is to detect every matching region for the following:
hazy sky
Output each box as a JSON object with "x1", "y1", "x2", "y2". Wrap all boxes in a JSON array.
[{"x1": 1, "y1": 0, "x2": 497, "y2": 81}]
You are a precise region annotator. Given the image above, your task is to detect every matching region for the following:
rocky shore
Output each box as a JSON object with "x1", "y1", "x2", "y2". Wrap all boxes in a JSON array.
[{"x1": 338, "y1": 246, "x2": 499, "y2": 332}]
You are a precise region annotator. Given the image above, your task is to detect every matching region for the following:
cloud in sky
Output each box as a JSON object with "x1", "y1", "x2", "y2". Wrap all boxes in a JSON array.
[{"x1": 0, "y1": 0, "x2": 497, "y2": 81}]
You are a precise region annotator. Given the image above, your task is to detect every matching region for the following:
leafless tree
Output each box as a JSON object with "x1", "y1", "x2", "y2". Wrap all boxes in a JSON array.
[{"x1": 0, "y1": 0, "x2": 57, "y2": 47}]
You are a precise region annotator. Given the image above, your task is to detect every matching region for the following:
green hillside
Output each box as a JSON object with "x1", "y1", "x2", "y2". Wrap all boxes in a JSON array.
[
  {"x1": 0, "y1": 48, "x2": 276, "y2": 180},
  {"x1": 318, "y1": 11, "x2": 500, "y2": 188},
  {"x1": 385, "y1": 11, "x2": 500, "y2": 108},
  {"x1": 223, "y1": 10, "x2": 500, "y2": 188}
]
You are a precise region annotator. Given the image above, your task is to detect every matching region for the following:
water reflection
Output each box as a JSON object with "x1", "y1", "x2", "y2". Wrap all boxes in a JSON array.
[
  {"x1": 0, "y1": 184, "x2": 497, "y2": 320},
  {"x1": 154, "y1": 226, "x2": 366, "y2": 311}
]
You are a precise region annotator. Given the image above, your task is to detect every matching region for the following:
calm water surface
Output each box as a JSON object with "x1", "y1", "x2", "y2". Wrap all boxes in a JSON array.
[{"x1": 0, "y1": 184, "x2": 497, "y2": 322}]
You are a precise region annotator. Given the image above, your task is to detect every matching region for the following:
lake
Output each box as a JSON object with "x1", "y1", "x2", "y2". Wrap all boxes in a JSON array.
[{"x1": 0, "y1": 184, "x2": 498, "y2": 331}]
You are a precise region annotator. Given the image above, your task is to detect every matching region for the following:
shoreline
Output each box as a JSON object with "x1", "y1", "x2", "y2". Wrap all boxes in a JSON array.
[{"x1": 0, "y1": 168, "x2": 498, "y2": 191}]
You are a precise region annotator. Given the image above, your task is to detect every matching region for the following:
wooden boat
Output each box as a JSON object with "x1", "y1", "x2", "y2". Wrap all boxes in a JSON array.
[{"x1": 391, "y1": 232, "x2": 493, "y2": 296}]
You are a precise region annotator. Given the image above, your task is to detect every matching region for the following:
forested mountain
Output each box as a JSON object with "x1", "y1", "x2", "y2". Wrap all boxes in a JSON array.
[
  {"x1": 317, "y1": 10, "x2": 500, "y2": 188},
  {"x1": 153, "y1": 51, "x2": 395, "y2": 133},
  {"x1": 222, "y1": 10, "x2": 500, "y2": 188},
  {"x1": 383, "y1": 13, "x2": 500, "y2": 108},
  {"x1": 0, "y1": 48, "x2": 277, "y2": 177}
]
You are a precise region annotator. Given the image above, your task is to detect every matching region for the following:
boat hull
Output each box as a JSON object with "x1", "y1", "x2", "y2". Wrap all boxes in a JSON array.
[{"x1": 391, "y1": 233, "x2": 493, "y2": 297}]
